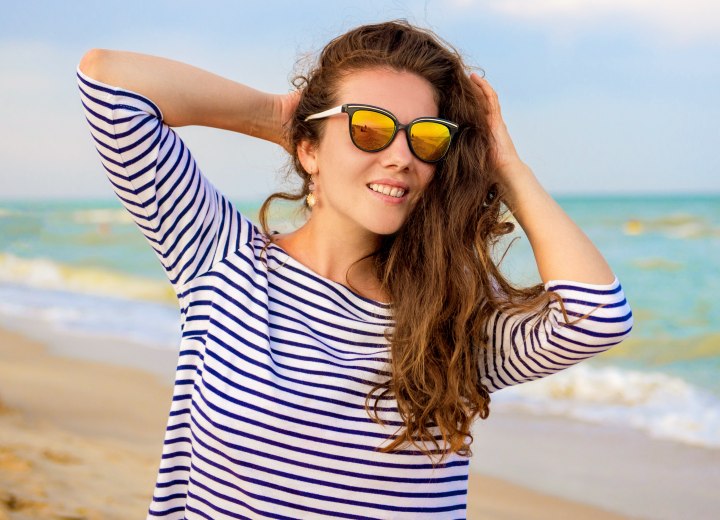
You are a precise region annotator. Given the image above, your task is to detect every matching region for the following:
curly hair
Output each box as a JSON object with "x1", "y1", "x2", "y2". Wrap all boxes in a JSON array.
[{"x1": 259, "y1": 20, "x2": 560, "y2": 461}]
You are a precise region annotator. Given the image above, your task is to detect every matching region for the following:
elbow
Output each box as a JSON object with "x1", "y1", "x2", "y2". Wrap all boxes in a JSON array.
[
  {"x1": 603, "y1": 299, "x2": 634, "y2": 341},
  {"x1": 597, "y1": 309, "x2": 633, "y2": 354},
  {"x1": 615, "y1": 306, "x2": 634, "y2": 342},
  {"x1": 592, "y1": 305, "x2": 634, "y2": 348},
  {"x1": 550, "y1": 302, "x2": 634, "y2": 351},
  {"x1": 79, "y1": 48, "x2": 112, "y2": 81}
]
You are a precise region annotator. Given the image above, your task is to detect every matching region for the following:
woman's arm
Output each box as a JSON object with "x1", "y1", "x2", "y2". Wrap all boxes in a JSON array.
[
  {"x1": 470, "y1": 73, "x2": 615, "y2": 285},
  {"x1": 79, "y1": 49, "x2": 296, "y2": 148},
  {"x1": 77, "y1": 60, "x2": 260, "y2": 294}
]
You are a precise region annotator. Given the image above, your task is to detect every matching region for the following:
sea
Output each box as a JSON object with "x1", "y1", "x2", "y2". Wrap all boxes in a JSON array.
[{"x1": 1, "y1": 195, "x2": 719, "y2": 451}]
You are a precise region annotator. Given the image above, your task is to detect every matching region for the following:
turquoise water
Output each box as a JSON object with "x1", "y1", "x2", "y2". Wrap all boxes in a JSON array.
[
  {"x1": 1, "y1": 195, "x2": 719, "y2": 448},
  {"x1": 498, "y1": 195, "x2": 720, "y2": 338}
]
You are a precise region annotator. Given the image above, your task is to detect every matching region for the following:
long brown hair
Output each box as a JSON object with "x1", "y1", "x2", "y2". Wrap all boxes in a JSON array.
[{"x1": 259, "y1": 20, "x2": 561, "y2": 460}]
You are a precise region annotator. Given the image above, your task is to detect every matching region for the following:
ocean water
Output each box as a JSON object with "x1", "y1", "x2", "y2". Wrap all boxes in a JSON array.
[{"x1": 1, "y1": 195, "x2": 719, "y2": 449}]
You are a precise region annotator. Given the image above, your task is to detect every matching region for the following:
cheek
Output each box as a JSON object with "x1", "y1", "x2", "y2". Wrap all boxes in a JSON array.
[
  {"x1": 410, "y1": 166, "x2": 436, "y2": 204},
  {"x1": 316, "y1": 131, "x2": 374, "y2": 180},
  {"x1": 418, "y1": 165, "x2": 436, "y2": 190},
  {"x1": 316, "y1": 126, "x2": 356, "y2": 169},
  {"x1": 319, "y1": 119, "x2": 352, "y2": 152}
]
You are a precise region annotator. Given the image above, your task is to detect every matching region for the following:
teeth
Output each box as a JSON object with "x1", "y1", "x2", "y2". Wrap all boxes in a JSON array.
[{"x1": 369, "y1": 183, "x2": 406, "y2": 198}]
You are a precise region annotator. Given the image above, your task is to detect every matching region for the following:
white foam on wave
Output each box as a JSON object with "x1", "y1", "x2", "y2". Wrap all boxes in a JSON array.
[
  {"x1": 493, "y1": 364, "x2": 720, "y2": 449},
  {"x1": 0, "y1": 283, "x2": 181, "y2": 351},
  {"x1": 70, "y1": 208, "x2": 133, "y2": 225},
  {"x1": 622, "y1": 213, "x2": 720, "y2": 239},
  {"x1": 0, "y1": 208, "x2": 19, "y2": 218},
  {"x1": 0, "y1": 252, "x2": 175, "y2": 304}
]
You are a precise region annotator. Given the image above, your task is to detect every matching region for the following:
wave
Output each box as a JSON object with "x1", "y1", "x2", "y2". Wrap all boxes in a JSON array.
[
  {"x1": 0, "y1": 252, "x2": 175, "y2": 305},
  {"x1": 631, "y1": 258, "x2": 684, "y2": 271},
  {"x1": 69, "y1": 208, "x2": 134, "y2": 225},
  {"x1": 493, "y1": 363, "x2": 720, "y2": 450},
  {"x1": 0, "y1": 208, "x2": 19, "y2": 218},
  {"x1": 623, "y1": 213, "x2": 720, "y2": 239},
  {"x1": 0, "y1": 283, "x2": 180, "y2": 351}
]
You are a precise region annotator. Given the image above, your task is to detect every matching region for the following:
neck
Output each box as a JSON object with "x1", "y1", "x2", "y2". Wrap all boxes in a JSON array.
[{"x1": 275, "y1": 211, "x2": 388, "y2": 301}]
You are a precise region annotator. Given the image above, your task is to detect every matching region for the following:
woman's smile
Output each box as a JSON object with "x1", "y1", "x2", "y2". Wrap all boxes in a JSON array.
[{"x1": 367, "y1": 180, "x2": 409, "y2": 203}]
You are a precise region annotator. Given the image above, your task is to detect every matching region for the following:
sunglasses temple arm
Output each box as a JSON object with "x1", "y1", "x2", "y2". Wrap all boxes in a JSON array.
[{"x1": 304, "y1": 105, "x2": 344, "y2": 122}]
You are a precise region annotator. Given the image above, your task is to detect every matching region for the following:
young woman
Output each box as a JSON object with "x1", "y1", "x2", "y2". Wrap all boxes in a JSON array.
[{"x1": 78, "y1": 20, "x2": 632, "y2": 520}]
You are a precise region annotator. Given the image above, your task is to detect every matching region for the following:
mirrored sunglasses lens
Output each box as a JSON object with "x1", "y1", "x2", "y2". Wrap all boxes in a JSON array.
[
  {"x1": 410, "y1": 121, "x2": 452, "y2": 162},
  {"x1": 350, "y1": 110, "x2": 396, "y2": 151}
]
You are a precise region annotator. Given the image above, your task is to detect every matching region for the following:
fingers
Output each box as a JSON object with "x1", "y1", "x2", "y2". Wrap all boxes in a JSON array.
[
  {"x1": 468, "y1": 72, "x2": 518, "y2": 169},
  {"x1": 469, "y1": 72, "x2": 501, "y2": 116}
]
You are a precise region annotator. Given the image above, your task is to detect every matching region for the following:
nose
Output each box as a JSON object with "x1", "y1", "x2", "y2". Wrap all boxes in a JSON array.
[{"x1": 380, "y1": 127, "x2": 414, "y2": 169}]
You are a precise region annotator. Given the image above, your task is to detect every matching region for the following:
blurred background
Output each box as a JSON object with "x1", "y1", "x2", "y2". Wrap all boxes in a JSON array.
[{"x1": 1, "y1": 1, "x2": 718, "y2": 519}]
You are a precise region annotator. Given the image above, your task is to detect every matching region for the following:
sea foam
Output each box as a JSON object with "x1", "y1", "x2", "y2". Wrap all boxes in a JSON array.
[
  {"x1": 0, "y1": 252, "x2": 175, "y2": 304},
  {"x1": 493, "y1": 363, "x2": 720, "y2": 449},
  {"x1": 0, "y1": 282, "x2": 181, "y2": 350}
]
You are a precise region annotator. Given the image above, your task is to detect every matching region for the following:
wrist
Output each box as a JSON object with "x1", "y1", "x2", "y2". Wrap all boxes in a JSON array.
[
  {"x1": 495, "y1": 160, "x2": 536, "y2": 209},
  {"x1": 233, "y1": 92, "x2": 279, "y2": 145},
  {"x1": 495, "y1": 157, "x2": 530, "y2": 179},
  {"x1": 249, "y1": 92, "x2": 295, "y2": 150},
  {"x1": 255, "y1": 93, "x2": 283, "y2": 144}
]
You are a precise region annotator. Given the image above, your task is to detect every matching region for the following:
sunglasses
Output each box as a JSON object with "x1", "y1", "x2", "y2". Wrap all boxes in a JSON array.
[{"x1": 304, "y1": 104, "x2": 459, "y2": 163}]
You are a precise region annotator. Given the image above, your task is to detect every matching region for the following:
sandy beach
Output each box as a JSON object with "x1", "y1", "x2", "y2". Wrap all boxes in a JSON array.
[
  {"x1": 0, "y1": 326, "x2": 170, "y2": 519},
  {"x1": 0, "y1": 325, "x2": 635, "y2": 520}
]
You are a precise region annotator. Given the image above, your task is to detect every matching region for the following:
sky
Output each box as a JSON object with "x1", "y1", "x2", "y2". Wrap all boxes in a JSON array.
[{"x1": 1, "y1": 0, "x2": 718, "y2": 200}]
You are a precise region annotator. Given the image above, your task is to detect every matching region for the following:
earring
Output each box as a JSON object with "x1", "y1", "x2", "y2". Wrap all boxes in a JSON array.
[{"x1": 305, "y1": 174, "x2": 317, "y2": 208}]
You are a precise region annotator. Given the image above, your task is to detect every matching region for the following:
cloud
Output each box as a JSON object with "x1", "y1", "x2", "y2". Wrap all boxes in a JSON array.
[{"x1": 454, "y1": 0, "x2": 720, "y2": 45}]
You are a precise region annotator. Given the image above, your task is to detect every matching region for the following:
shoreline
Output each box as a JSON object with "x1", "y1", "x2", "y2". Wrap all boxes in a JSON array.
[{"x1": 0, "y1": 325, "x2": 631, "y2": 519}]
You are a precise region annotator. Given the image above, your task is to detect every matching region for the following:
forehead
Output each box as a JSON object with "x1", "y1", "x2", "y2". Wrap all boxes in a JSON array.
[{"x1": 335, "y1": 68, "x2": 439, "y2": 120}]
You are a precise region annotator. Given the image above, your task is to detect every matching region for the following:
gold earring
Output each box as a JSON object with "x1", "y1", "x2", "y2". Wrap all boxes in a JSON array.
[{"x1": 305, "y1": 175, "x2": 317, "y2": 208}]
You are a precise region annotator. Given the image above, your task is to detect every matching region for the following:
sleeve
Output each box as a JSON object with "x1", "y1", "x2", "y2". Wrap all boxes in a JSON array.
[
  {"x1": 76, "y1": 67, "x2": 255, "y2": 298},
  {"x1": 479, "y1": 276, "x2": 633, "y2": 393}
]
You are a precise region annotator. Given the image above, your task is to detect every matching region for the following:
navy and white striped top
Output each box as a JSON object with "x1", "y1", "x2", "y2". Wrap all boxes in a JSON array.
[{"x1": 77, "y1": 68, "x2": 633, "y2": 520}]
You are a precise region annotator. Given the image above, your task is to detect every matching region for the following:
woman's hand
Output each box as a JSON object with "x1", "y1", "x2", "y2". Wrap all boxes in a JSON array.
[
  {"x1": 469, "y1": 72, "x2": 525, "y2": 177},
  {"x1": 469, "y1": 73, "x2": 615, "y2": 285}
]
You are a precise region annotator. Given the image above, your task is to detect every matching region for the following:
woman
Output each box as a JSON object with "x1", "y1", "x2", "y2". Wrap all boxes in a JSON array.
[{"x1": 78, "y1": 20, "x2": 632, "y2": 520}]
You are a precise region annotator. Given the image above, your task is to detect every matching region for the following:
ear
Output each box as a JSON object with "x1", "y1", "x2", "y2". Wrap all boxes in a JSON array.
[{"x1": 297, "y1": 139, "x2": 319, "y2": 175}]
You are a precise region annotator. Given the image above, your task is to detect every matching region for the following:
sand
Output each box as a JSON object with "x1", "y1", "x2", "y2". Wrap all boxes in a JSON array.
[
  {"x1": 0, "y1": 327, "x2": 170, "y2": 519},
  {"x1": 0, "y1": 325, "x2": 629, "y2": 520},
  {"x1": 471, "y1": 409, "x2": 720, "y2": 520}
]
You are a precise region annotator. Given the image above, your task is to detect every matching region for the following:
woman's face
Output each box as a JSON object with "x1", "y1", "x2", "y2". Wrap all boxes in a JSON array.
[{"x1": 301, "y1": 68, "x2": 439, "y2": 237}]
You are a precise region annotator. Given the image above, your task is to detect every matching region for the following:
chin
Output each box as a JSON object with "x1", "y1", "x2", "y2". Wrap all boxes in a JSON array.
[{"x1": 366, "y1": 219, "x2": 405, "y2": 237}]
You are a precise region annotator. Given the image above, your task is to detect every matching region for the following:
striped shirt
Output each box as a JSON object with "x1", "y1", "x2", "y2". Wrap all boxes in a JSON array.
[{"x1": 77, "y1": 68, "x2": 633, "y2": 519}]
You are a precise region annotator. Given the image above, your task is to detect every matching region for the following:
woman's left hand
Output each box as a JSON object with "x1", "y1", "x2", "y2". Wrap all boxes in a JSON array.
[{"x1": 469, "y1": 72, "x2": 525, "y2": 177}]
